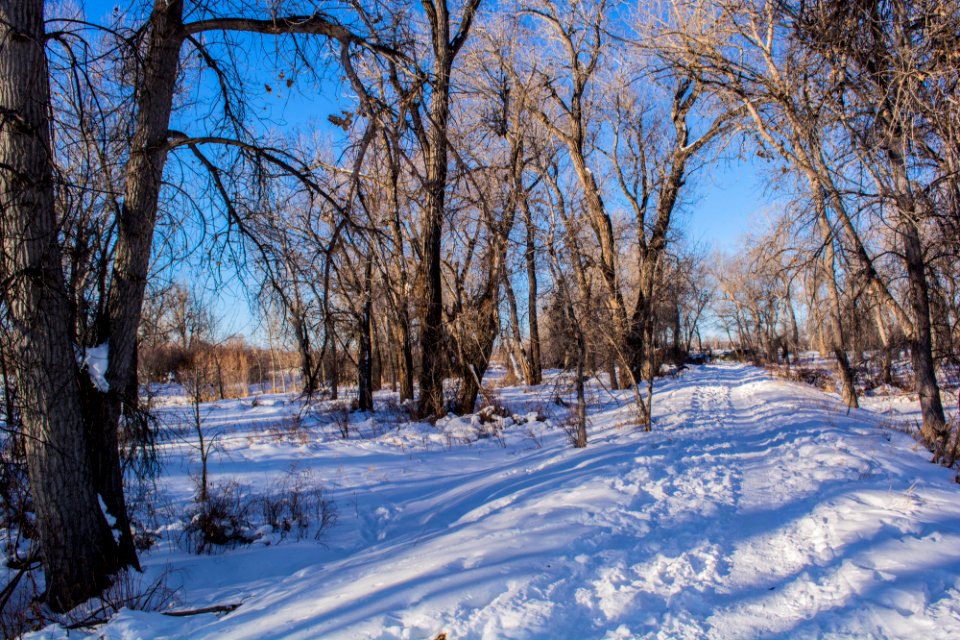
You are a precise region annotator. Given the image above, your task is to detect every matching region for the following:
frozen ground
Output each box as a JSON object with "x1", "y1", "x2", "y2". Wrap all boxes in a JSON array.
[{"x1": 28, "y1": 364, "x2": 960, "y2": 639}]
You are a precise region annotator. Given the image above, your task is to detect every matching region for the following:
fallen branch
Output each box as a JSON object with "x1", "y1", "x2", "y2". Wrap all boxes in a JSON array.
[
  {"x1": 163, "y1": 603, "x2": 241, "y2": 617},
  {"x1": 63, "y1": 602, "x2": 241, "y2": 630}
]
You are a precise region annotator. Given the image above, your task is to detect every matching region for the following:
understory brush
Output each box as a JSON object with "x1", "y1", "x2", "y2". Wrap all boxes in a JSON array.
[
  {"x1": 257, "y1": 467, "x2": 337, "y2": 541},
  {"x1": 184, "y1": 480, "x2": 254, "y2": 554},
  {"x1": 768, "y1": 364, "x2": 833, "y2": 390},
  {"x1": 268, "y1": 411, "x2": 311, "y2": 445},
  {"x1": 1, "y1": 567, "x2": 176, "y2": 638},
  {"x1": 185, "y1": 467, "x2": 337, "y2": 554}
]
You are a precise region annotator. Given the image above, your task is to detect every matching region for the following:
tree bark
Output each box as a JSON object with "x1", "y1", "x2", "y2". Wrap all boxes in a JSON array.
[
  {"x1": 357, "y1": 257, "x2": 374, "y2": 412},
  {"x1": 0, "y1": 0, "x2": 120, "y2": 610},
  {"x1": 417, "y1": 0, "x2": 481, "y2": 418},
  {"x1": 85, "y1": 0, "x2": 187, "y2": 572},
  {"x1": 901, "y1": 219, "x2": 948, "y2": 457},
  {"x1": 813, "y1": 192, "x2": 859, "y2": 409},
  {"x1": 502, "y1": 274, "x2": 533, "y2": 385},
  {"x1": 521, "y1": 198, "x2": 542, "y2": 385},
  {"x1": 452, "y1": 291, "x2": 500, "y2": 414}
]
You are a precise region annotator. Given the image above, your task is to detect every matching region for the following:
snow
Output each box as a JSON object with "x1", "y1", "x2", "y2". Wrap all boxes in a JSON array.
[
  {"x1": 26, "y1": 364, "x2": 960, "y2": 639},
  {"x1": 76, "y1": 342, "x2": 110, "y2": 392},
  {"x1": 97, "y1": 494, "x2": 121, "y2": 544}
]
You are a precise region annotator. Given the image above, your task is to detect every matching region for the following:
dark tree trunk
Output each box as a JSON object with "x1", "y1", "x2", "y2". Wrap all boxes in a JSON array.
[
  {"x1": 371, "y1": 326, "x2": 383, "y2": 393},
  {"x1": 573, "y1": 315, "x2": 587, "y2": 448},
  {"x1": 86, "y1": 0, "x2": 186, "y2": 572},
  {"x1": 453, "y1": 293, "x2": 500, "y2": 414},
  {"x1": 0, "y1": 0, "x2": 120, "y2": 610},
  {"x1": 417, "y1": 0, "x2": 481, "y2": 418},
  {"x1": 672, "y1": 298, "x2": 683, "y2": 364},
  {"x1": 393, "y1": 315, "x2": 414, "y2": 402},
  {"x1": 357, "y1": 258, "x2": 374, "y2": 412},
  {"x1": 328, "y1": 326, "x2": 339, "y2": 400},
  {"x1": 606, "y1": 356, "x2": 619, "y2": 390},
  {"x1": 902, "y1": 221, "x2": 948, "y2": 457},
  {"x1": 810, "y1": 181, "x2": 859, "y2": 409},
  {"x1": 294, "y1": 315, "x2": 317, "y2": 397},
  {"x1": 502, "y1": 273, "x2": 533, "y2": 385},
  {"x1": 874, "y1": 306, "x2": 894, "y2": 385},
  {"x1": 520, "y1": 179, "x2": 542, "y2": 385},
  {"x1": 417, "y1": 45, "x2": 453, "y2": 419}
]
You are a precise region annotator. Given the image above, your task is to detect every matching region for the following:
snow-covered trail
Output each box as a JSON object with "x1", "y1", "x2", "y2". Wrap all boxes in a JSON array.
[{"x1": 38, "y1": 364, "x2": 960, "y2": 639}]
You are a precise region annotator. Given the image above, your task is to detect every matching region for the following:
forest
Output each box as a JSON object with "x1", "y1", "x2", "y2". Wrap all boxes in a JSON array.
[{"x1": 1, "y1": 0, "x2": 959, "y2": 637}]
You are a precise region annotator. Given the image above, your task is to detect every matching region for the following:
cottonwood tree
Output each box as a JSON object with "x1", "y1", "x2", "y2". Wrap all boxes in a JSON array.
[
  {"x1": 664, "y1": 0, "x2": 957, "y2": 458},
  {"x1": 474, "y1": 17, "x2": 547, "y2": 387},
  {"x1": 794, "y1": 0, "x2": 956, "y2": 454},
  {"x1": 411, "y1": 0, "x2": 483, "y2": 418},
  {"x1": 1, "y1": 0, "x2": 391, "y2": 609},
  {"x1": 1, "y1": 0, "x2": 122, "y2": 609}
]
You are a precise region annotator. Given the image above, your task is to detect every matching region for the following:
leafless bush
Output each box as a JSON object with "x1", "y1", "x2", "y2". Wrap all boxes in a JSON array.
[
  {"x1": 257, "y1": 467, "x2": 337, "y2": 541},
  {"x1": 56, "y1": 569, "x2": 178, "y2": 630},
  {"x1": 124, "y1": 474, "x2": 178, "y2": 553},
  {"x1": 268, "y1": 411, "x2": 310, "y2": 445},
  {"x1": 329, "y1": 403, "x2": 352, "y2": 439},
  {"x1": 769, "y1": 364, "x2": 832, "y2": 391},
  {"x1": 184, "y1": 480, "x2": 254, "y2": 554},
  {"x1": 555, "y1": 409, "x2": 587, "y2": 448},
  {"x1": 523, "y1": 426, "x2": 544, "y2": 449},
  {"x1": 378, "y1": 397, "x2": 417, "y2": 423},
  {"x1": 1, "y1": 566, "x2": 176, "y2": 637}
]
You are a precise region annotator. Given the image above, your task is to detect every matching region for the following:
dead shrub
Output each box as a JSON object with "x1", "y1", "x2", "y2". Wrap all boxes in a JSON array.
[
  {"x1": 555, "y1": 409, "x2": 587, "y2": 447},
  {"x1": 257, "y1": 467, "x2": 337, "y2": 541},
  {"x1": 269, "y1": 411, "x2": 311, "y2": 445},
  {"x1": 1, "y1": 567, "x2": 176, "y2": 638},
  {"x1": 770, "y1": 364, "x2": 832, "y2": 390},
  {"x1": 329, "y1": 403, "x2": 351, "y2": 439},
  {"x1": 184, "y1": 480, "x2": 254, "y2": 554},
  {"x1": 55, "y1": 569, "x2": 178, "y2": 630}
]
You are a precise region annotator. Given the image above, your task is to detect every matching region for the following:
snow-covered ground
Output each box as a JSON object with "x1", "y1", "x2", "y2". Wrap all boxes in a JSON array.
[{"x1": 28, "y1": 364, "x2": 960, "y2": 639}]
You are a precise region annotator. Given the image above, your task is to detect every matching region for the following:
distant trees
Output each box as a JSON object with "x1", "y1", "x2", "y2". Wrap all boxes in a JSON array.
[{"x1": 689, "y1": 0, "x2": 958, "y2": 462}]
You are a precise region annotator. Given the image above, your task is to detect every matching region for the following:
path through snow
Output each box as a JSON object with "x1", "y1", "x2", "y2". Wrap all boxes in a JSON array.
[{"x1": 32, "y1": 364, "x2": 960, "y2": 639}]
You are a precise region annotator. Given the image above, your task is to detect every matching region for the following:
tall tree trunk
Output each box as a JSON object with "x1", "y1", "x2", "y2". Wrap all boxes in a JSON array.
[
  {"x1": 371, "y1": 318, "x2": 382, "y2": 393},
  {"x1": 672, "y1": 297, "x2": 683, "y2": 364},
  {"x1": 902, "y1": 220, "x2": 948, "y2": 457},
  {"x1": 783, "y1": 274, "x2": 801, "y2": 364},
  {"x1": 873, "y1": 305, "x2": 894, "y2": 385},
  {"x1": 417, "y1": 29, "x2": 454, "y2": 420},
  {"x1": 606, "y1": 356, "x2": 619, "y2": 389},
  {"x1": 502, "y1": 274, "x2": 533, "y2": 385},
  {"x1": 417, "y1": 0, "x2": 481, "y2": 418},
  {"x1": 393, "y1": 315, "x2": 414, "y2": 402},
  {"x1": 453, "y1": 293, "x2": 500, "y2": 414},
  {"x1": 573, "y1": 315, "x2": 587, "y2": 448},
  {"x1": 813, "y1": 195, "x2": 858, "y2": 409},
  {"x1": 86, "y1": 0, "x2": 186, "y2": 571},
  {"x1": 520, "y1": 174, "x2": 542, "y2": 385},
  {"x1": 0, "y1": 0, "x2": 120, "y2": 610},
  {"x1": 357, "y1": 257, "x2": 374, "y2": 412},
  {"x1": 293, "y1": 312, "x2": 316, "y2": 397}
]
